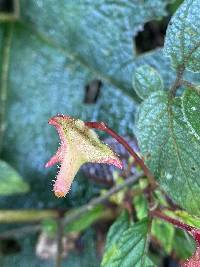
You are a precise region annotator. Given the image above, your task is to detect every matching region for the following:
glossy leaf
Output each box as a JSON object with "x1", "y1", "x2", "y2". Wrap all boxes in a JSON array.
[
  {"x1": 0, "y1": 159, "x2": 29, "y2": 195},
  {"x1": 164, "y1": 0, "x2": 200, "y2": 72},
  {"x1": 136, "y1": 91, "x2": 200, "y2": 214},
  {"x1": 133, "y1": 65, "x2": 164, "y2": 100}
]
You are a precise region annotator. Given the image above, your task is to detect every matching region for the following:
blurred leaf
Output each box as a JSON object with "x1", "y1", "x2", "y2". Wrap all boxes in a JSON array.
[
  {"x1": 152, "y1": 219, "x2": 175, "y2": 254},
  {"x1": 133, "y1": 65, "x2": 164, "y2": 100},
  {"x1": 65, "y1": 205, "x2": 113, "y2": 233},
  {"x1": 0, "y1": 159, "x2": 29, "y2": 195},
  {"x1": 172, "y1": 229, "x2": 195, "y2": 260},
  {"x1": 0, "y1": 231, "x2": 99, "y2": 267},
  {"x1": 102, "y1": 214, "x2": 153, "y2": 267},
  {"x1": 133, "y1": 193, "x2": 148, "y2": 220},
  {"x1": 42, "y1": 218, "x2": 57, "y2": 237}
]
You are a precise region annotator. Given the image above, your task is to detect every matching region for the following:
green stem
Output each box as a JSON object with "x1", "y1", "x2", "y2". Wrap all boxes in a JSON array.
[
  {"x1": 0, "y1": 210, "x2": 58, "y2": 223},
  {"x1": 0, "y1": 23, "x2": 13, "y2": 153},
  {"x1": 55, "y1": 219, "x2": 64, "y2": 267}
]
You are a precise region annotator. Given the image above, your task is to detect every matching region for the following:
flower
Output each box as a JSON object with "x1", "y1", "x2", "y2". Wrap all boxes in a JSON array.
[{"x1": 45, "y1": 115, "x2": 123, "y2": 197}]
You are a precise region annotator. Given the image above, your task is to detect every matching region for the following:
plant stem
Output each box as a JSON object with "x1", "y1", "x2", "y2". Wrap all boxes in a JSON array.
[
  {"x1": 0, "y1": 23, "x2": 13, "y2": 153},
  {"x1": 151, "y1": 210, "x2": 200, "y2": 245},
  {"x1": 181, "y1": 79, "x2": 200, "y2": 94},
  {"x1": 55, "y1": 219, "x2": 64, "y2": 267},
  {"x1": 0, "y1": 210, "x2": 58, "y2": 223},
  {"x1": 85, "y1": 121, "x2": 157, "y2": 188},
  {"x1": 63, "y1": 172, "x2": 142, "y2": 225},
  {"x1": 0, "y1": 173, "x2": 143, "y2": 239}
]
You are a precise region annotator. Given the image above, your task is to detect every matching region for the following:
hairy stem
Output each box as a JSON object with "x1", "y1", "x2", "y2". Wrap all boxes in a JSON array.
[
  {"x1": 151, "y1": 210, "x2": 200, "y2": 245},
  {"x1": 85, "y1": 121, "x2": 157, "y2": 188}
]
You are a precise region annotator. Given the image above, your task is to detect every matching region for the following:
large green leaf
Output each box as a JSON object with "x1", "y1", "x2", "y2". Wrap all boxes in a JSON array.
[
  {"x1": 164, "y1": 0, "x2": 200, "y2": 72},
  {"x1": 0, "y1": 159, "x2": 29, "y2": 195},
  {"x1": 0, "y1": 1, "x2": 173, "y2": 208},
  {"x1": 136, "y1": 91, "x2": 200, "y2": 214},
  {"x1": 101, "y1": 214, "x2": 153, "y2": 267},
  {"x1": 19, "y1": 0, "x2": 173, "y2": 96}
]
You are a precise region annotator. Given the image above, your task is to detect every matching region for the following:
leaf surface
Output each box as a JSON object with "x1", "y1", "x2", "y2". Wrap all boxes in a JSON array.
[
  {"x1": 136, "y1": 91, "x2": 200, "y2": 214},
  {"x1": 0, "y1": 159, "x2": 29, "y2": 195},
  {"x1": 102, "y1": 214, "x2": 153, "y2": 267},
  {"x1": 164, "y1": 0, "x2": 200, "y2": 72},
  {"x1": 133, "y1": 65, "x2": 164, "y2": 100}
]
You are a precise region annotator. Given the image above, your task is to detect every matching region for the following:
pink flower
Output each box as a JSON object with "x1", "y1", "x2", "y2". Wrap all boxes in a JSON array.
[{"x1": 45, "y1": 115, "x2": 123, "y2": 197}]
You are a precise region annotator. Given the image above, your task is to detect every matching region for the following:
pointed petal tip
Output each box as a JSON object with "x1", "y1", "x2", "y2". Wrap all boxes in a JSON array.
[{"x1": 48, "y1": 114, "x2": 71, "y2": 125}]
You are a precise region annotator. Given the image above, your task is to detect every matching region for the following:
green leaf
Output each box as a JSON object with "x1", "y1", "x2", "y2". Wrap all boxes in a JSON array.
[
  {"x1": 152, "y1": 219, "x2": 175, "y2": 254},
  {"x1": 0, "y1": 1, "x2": 172, "y2": 208},
  {"x1": 133, "y1": 193, "x2": 148, "y2": 220},
  {"x1": 0, "y1": 159, "x2": 29, "y2": 195},
  {"x1": 172, "y1": 229, "x2": 195, "y2": 260},
  {"x1": 136, "y1": 91, "x2": 200, "y2": 214},
  {"x1": 104, "y1": 210, "x2": 130, "y2": 252},
  {"x1": 182, "y1": 89, "x2": 200, "y2": 139},
  {"x1": 165, "y1": 209, "x2": 200, "y2": 228},
  {"x1": 102, "y1": 217, "x2": 153, "y2": 267},
  {"x1": 133, "y1": 65, "x2": 164, "y2": 100},
  {"x1": 164, "y1": 0, "x2": 200, "y2": 72},
  {"x1": 65, "y1": 205, "x2": 110, "y2": 233},
  {"x1": 19, "y1": 0, "x2": 172, "y2": 96}
]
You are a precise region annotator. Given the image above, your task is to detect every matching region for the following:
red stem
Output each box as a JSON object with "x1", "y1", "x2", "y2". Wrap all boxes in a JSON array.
[
  {"x1": 85, "y1": 121, "x2": 156, "y2": 187},
  {"x1": 85, "y1": 121, "x2": 200, "y2": 246},
  {"x1": 151, "y1": 210, "x2": 200, "y2": 245}
]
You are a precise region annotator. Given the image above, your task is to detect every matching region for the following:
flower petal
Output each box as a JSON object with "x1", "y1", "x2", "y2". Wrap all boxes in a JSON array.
[{"x1": 46, "y1": 115, "x2": 122, "y2": 197}]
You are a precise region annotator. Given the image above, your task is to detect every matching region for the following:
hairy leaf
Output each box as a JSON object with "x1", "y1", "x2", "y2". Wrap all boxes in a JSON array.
[
  {"x1": 182, "y1": 89, "x2": 200, "y2": 139},
  {"x1": 133, "y1": 65, "x2": 164, "y2": 100},
  {"x1": 19, "y1": 0, "x2": 172, "y2": 96},
  {"x1": 0, "y1": 159, "x2": 29, "y2": 195},
  {"x1": 136, "y1": 91, "x2": 200, "y2": 214},
  {"x1": 164, "y1": 0, "x2": 200, "y2": 72}
]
